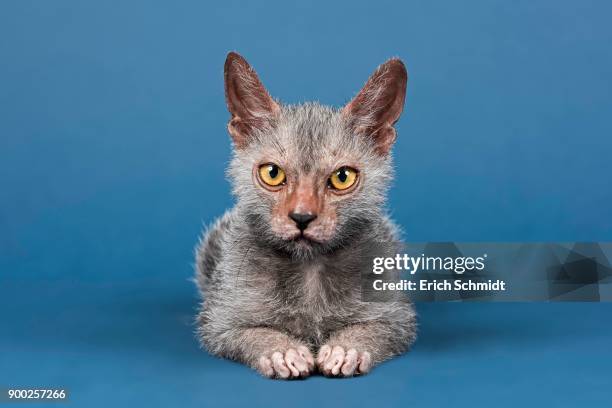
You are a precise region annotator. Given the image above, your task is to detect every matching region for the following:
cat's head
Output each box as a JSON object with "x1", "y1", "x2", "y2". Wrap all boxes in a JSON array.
[{"x1": 224, "y1": 52, "x2": 407, "y2": 259}]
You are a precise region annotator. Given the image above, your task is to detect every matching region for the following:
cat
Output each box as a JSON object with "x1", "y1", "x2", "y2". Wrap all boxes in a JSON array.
[{"x1": 195, "y1": 52, "x2": 416, "y2": 379}]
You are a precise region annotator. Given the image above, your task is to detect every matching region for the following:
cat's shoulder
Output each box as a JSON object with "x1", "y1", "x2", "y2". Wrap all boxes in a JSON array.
[
  {"x1": 195, "y1": 209, "x2": 238, "y2": 292},
  {"x1": 370, "y1": 215, "x2": 403, "y2": 242}
]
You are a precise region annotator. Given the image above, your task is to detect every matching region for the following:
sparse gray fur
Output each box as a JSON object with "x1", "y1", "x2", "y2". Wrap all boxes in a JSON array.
[{"x1": 195, "y1": 71, "x2": 416, "y2": 379}]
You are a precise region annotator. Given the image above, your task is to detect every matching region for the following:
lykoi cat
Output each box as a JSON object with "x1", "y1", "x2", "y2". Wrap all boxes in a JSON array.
[{"x1": 195, "y1": 52, "x2": 416, "y2": 379}]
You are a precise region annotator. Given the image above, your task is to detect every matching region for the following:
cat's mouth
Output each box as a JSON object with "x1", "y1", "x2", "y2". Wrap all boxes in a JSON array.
[{"x1": 291, "y1": 231, "x2": 321, "y2": 245}]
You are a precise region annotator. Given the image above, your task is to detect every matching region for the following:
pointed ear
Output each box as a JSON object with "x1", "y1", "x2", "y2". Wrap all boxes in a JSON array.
[
  {"x1": 342, "y1": 58, "x2": 407, "y2": 155},
  {"x1": 224, "y1": 52, "x2": 280, "y2": 148}
]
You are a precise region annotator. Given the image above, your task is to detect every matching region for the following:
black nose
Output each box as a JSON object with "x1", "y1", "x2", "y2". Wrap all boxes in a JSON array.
[{"x1": 289, "y1": 212, "x2": 317, "y2": 231}]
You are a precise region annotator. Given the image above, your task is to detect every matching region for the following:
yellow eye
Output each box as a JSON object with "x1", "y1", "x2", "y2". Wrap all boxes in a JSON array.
[
  {"x1": 329, "y1": 167, "x2": 358, "y2": 191},
  {"x1": 258, "y1": 163, "x2": 286, "y2": 187}
]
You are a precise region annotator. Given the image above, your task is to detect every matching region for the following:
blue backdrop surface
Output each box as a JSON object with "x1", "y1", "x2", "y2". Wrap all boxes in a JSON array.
[{"x1": 1, "y1": 1, "x2": 611, "y2": 407}]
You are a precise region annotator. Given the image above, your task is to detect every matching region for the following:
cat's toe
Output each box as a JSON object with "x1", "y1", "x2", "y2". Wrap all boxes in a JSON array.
[
  {"x1": 357, "y1": 351, "x2": 372, "y2": 374},
  {"x1": 270, "y1": 351, "x2": 291, "y2": 378},
  {"x1": 341, "y1": 348, "x2": 359, "y2": 376},
  {"x1": 257, "y1": 355, "x2": 275, "y2": 378},
  {"x1": 322, "y1": 345, "x2": 346, "y2": 375},
  {"x1": 296, "y1": 345, "x2": 315, "y2": 372},
  {"x1": 285, "y1": 348, "x2": 311, "y2": 378}
]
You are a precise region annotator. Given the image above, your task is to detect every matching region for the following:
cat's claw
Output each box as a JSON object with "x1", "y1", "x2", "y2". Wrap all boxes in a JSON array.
[
  {"x1": 258, "y1": 346, "x2": 314, "y2": 379},
  {"x1": 317, "y1": 345, "x2": 372, "y2": 377}
]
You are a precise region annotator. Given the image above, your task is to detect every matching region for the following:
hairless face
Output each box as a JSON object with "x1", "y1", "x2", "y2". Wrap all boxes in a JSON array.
[{"x1": 223, "y1": 52, "x2": 407, "y2": 259}]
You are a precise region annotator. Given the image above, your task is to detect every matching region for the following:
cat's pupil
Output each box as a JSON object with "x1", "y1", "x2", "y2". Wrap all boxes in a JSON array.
[
  {"x1": 338, "y1": 168, "x2": 348, "y2": 183},
  {"x1": 268, "y1": 165, "x2": 279, "y2": 179}
]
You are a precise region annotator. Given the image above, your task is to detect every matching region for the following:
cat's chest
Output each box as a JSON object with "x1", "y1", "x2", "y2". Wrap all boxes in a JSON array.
[
  {"x1": 296, "y1": 262, "x2": 327, "y2": 303},
  {"x1": 260, "y1": 261, "x2": 358, "y2": 340},
  {"x1": 283, "y1": 261, "x2": 344, "y2": 307}
]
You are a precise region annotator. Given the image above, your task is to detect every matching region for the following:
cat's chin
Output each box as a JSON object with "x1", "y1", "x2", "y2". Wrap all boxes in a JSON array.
[{"x1": 278, "y1": 233, "x2": 328, "y2": 259}]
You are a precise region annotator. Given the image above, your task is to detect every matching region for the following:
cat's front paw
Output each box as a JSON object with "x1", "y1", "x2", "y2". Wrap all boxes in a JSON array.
[
  {"x1": 316, "y1": 345, "x2": 372, "y2": 377},
  {"x1": 257, "y1": 346, "x2": 315, "y2": 379}
]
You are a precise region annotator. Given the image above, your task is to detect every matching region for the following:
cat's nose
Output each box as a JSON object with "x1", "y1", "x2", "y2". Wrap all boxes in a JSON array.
[{"x1": 289, "y1": 212, "x2": 317, "y2": 231}]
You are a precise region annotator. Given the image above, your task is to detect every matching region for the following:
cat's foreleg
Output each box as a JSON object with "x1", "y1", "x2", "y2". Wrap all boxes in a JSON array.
[
  {"x1": 317, "y1": 312, "x2": 417, "y2": 376},
  {"x1": 199, "y1": 325, "x2": 315, "y2": 379}
]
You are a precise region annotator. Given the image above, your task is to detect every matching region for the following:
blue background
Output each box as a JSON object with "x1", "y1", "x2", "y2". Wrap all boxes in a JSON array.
[{"x1": 1, "y1": 0, "x2": 611, "y2": 407}]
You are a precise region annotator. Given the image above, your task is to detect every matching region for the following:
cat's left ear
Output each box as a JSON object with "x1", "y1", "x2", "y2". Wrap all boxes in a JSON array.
[
  {"x1": 224, "y1": 52, "x2": 280, "y2": 148},
  {"x1": 342, "y1": 58, "x2": 407, "y2": 155}
]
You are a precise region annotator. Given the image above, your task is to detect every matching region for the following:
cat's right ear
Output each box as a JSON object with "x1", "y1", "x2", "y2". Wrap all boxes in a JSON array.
[{"x1": 224, "y1": 52, "x2": 280, "y2": 148}]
